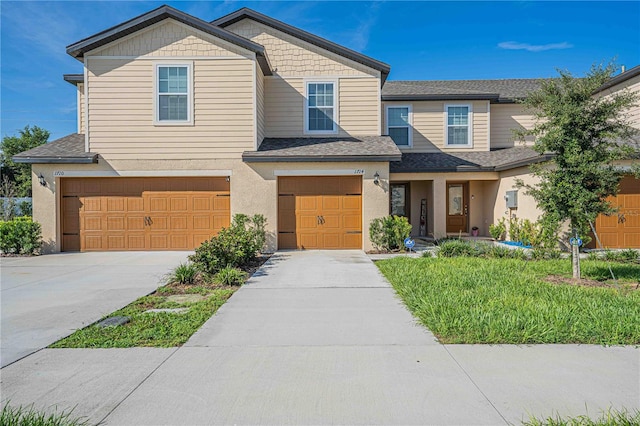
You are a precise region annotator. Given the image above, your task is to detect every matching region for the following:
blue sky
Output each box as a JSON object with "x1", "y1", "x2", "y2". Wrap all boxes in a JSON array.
[{"x1": 1, "y1": 1, "x2": 639, "y2": 141}]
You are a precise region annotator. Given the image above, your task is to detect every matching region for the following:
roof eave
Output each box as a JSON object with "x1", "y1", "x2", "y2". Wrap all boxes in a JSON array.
[
  {"x1": 493, "y1": 153, "x2": 555, "y2": 171},
  {"x1": 382, "y1": 94, "x2": 500, "y2": 102},
  {"x1": 213, "y1": 8, "x2": 390, "y2": 81},
  {"x1": 12, "y1": 155, "x2": 99, "y2": 164},
  {"x1": 66, "y1": 5, "x2": 271, "y2": 76},
  {"x1": 63, "y1": 74, "x2": 84, "y2": 86},
  {"x1": 242, "y1": 154, "x2": 401, "y2": 163},
  {"x1": 594, "y1": 65, "x2": 640, "y2": 94}
]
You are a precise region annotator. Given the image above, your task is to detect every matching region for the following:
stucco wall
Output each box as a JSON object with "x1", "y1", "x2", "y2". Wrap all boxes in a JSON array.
[{"x1": 32, "y1": 160, "x2": 388, "y2": 253}]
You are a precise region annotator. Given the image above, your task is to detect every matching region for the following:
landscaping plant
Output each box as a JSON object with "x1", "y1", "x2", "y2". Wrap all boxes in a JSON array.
[
  {"x1": 0, "y1": 216, "x2": 42, "y2": 255},
  {"x1": 523, "y1": 407, "x2": 640, "y2": 426},
  {"x1": 488, "y1": 218, "x2": 507, "y2": 240},
  {"x1": 369, "y1": 215, "x2": 412, "y2": 251},
  {"x1": 189, "y1": 214, "x2": 266, "y2": 274},
  {"x1": 167, "y1": 262, "x2": 199, "y2": 285},
  {"x1": 516, "y1": 62, "x2": 640, "y2": 279},
  {"x1": 215, "y1": 266, "x2": 248, "y2": 286},
  {"x1": 1, "y1": 403, "x2": 89, "y2": 426}
]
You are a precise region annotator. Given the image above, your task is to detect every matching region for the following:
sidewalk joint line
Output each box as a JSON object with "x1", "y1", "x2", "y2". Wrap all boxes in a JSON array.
[
  {"x1": 98, "y1": 347, "x2": 180, "y2": 424},
  {"x1": 442, "y1": 345, "x2": 510, "y2": 425}
]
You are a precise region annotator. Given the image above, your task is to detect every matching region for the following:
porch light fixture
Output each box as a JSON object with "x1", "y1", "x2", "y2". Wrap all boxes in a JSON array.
[
  {"x1": 373, "y1": 171, "x2": 380, "y2": 186},
  {"x1": 38, "y1": 174, "x2": 46, "y2": 187}
]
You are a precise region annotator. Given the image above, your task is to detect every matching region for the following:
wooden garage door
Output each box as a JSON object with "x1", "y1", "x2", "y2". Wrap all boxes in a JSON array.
[
  {"x1": 61, "y1": 177, "x2": 230, "y2": 251},
  {"x1": 591, "y1": 176, "x2": 640, "y2": 249},
  {"x1": 278, "y1": 176, "x2": 362, "y2": 249}
]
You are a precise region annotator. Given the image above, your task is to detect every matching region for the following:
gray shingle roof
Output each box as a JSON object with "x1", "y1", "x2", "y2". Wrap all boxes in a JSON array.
[
  {"x1": 243, "y1": 136, "x2": 402, "y2": 162},
  {"x1": 12, "y1": 133, "x2": 98, "y2": 164},
  {"x1": 382, "y1": 79, "x2": 542, "y2": 102},
  {"x1": 390, "y1": 147, "x2": 553, "y2": 173}
]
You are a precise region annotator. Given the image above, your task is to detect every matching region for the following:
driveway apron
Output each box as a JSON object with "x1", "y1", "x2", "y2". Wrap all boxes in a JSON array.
[{"x1": 103, "y1": 251, "x2": 504, "y2": 425}]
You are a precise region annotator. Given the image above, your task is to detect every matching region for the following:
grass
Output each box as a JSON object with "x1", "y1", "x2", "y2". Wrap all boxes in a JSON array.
[
  {"x1": 523, "y1": 407, "x2": 640, "y2": 425},
  {"x1": 376, "y1": 257, "x2": 640, "y2": 345},
  {"x1": 1, "y1": 404, "x2": 89, "y2": 426},
  {"x1": 51, "y1": 286, "x2": 236, "y2": 348}
]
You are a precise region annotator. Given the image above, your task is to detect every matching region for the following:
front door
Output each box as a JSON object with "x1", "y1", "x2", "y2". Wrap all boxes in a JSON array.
[{"x1": 446, "y1": 182, "x2": 468, "y2": 233}]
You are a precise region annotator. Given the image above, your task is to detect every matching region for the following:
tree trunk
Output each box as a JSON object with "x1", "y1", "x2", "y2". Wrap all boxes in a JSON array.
[{"x1": 571, "y1": 226, "x2": 581, "y2": 280}]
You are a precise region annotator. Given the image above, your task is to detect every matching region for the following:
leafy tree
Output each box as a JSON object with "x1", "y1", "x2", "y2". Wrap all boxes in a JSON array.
[
  {"x1": 0, "y1": 125, "x2": 49, "y2": 196},
  {"x1": 517, "y1": 63, "x2": 639, "y2": 279}
]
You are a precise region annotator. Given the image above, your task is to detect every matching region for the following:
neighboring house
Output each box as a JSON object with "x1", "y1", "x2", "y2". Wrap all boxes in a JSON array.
[{"x1": 12, "y1": 5, "x2": 640, "y2": 252}]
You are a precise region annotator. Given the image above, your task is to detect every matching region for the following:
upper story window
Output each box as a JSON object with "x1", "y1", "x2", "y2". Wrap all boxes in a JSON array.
[
  {"x1": 305, "y1": 81, "x2": 337, "y2": 134},
  {"x1": 445, "y1": 105, "x2": 472, "y2": 147},
  {"x1": 386, "y1": 105, "x2": 412, "y2": 146},
  {"x1": 155, "y1": 63, "x2": 192, "y2": 125}
]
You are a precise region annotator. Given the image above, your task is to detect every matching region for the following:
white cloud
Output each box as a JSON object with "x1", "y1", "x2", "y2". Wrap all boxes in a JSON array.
[
  {"x1": 339, "y1": 1, "x2": 384, "y2": 52},
  {"x1": 498, "y1": 41, "x2": 574, "y2": 52}
]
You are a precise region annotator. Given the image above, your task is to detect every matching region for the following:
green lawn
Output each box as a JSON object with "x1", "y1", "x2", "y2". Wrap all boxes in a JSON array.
[
  {"x1": 51, "y1": 287, "x2": 236, "y2": 348},
  {"x1": 376, "y1": 257, "x2": 640, "y2": 345}
]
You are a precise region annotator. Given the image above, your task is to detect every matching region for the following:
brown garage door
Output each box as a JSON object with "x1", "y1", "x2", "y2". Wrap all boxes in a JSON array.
[
  {"x1": 278, "y1": 176, "x2": 362, "y2": 249},
  {"x1": 61, "y1": 177, "x2": 230, "y2": 251},
  {"x1": 591, "y1": 176, "x2": 640, "y2": 249}
]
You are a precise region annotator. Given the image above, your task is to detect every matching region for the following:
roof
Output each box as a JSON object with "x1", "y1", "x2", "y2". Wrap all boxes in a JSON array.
[
  {"x1": 382, "y1": 79, "x2": 542, "y2": 103},
  {"x1": 212, "y1": 7, "x2": 390, "y2": 83},
  {"x1": 390, "y1": 147, "x2": 554, "y2": 173},
  {"x1": 594, "y1": 65, "x2": 640, "y2": 94},
  {"x1": 242, "y1": 136, "x2": 402, "y2": 162},
  {"x1": 63, "y1": 74, "x2": 83, "y2": 86},
  {"x1": 12, "y1": 134, "x2": 98, "y2": 164},
  {"x1": 66, "y1": 4, "x2": 272, "y2": 76}
]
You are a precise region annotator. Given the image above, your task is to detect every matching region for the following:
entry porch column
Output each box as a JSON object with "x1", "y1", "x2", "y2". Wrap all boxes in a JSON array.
[{"x1": 432, "y1": 177, "x2": 447, "y2": 238}]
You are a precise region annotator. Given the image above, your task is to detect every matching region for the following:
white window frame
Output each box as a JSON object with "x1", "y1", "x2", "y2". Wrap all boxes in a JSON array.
[
  {"x1": 444, "y1": 103, "x2": 473, "y2": 148},
  {"x1": 304, "y1": 79, "x2": 339, "y2": 135},
  {"x1": 385, "y1": 104, "x2": 412, "y2": 148},
  {"x1": 154, "y1": 62, "x2": 193, "y2": 126}
]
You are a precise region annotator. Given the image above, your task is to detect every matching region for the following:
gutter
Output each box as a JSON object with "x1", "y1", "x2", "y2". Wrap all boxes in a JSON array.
[
  {"x1": 242, "y1": 154, "x2": 402, "y2": 163},
  {"x1": 12, "y1": 155, "x2": 98, "y2": 164}
]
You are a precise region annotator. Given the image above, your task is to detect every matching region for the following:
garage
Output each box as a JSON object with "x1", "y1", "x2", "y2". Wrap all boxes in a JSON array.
[
  {"x1": 278, "y1": 176, "x2": 362, "y2": 249},
  {"x1": 591, "y1": 176, "x2": 640, "y2": 249},
  {"x1": 61, "y1": 177, "x2": 230, "y2": 251}
]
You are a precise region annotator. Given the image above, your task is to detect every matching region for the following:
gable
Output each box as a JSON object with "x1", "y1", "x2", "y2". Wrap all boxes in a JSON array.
[
  {"x1": 225, "y1": 18, "x2": 378, "y2": 77},
  {"x1": 89, "y1": 20, "x2": 251, "y2": 58}
]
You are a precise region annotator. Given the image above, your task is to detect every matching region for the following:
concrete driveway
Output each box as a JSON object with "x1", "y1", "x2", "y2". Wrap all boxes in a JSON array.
[
  {"x1": 0, "y1": 251, "x2": 189, "y2": 367},
  {"x1": 2, "y1": 251, "x2": 638, "y2": 425}
]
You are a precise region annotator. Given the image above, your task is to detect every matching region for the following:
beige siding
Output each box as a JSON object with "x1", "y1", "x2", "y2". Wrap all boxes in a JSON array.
[
  {"x1": 78, "y1": 83, "x2": 86, "y2": 134},
  {"x1": 339, "y1": 78, "x2": 379, "y2": 135},
  {"x1": 383, "y1": 100, "x2": 490, "y2": 152},
  {"x1": 226, "y1": 19, "x2": 377, "y2": 77},
  {"x1": 490, "y1": 104, "x2": 535, "y2": 148},
  {"x1": 91, "y1": 20, "x2": 249, "y2": 58},
  {"x1": 256, "y1": 64, "x2": 265, "y2": 146},
  {"x1": 599, "y1": 74, "x2": 640, "y2": 130},
  {"x1": 86, "y1": 57, "x2": 254, "y2": 159},
  {"x1": 264, "y1": 77, "x2": 379, "y2": 137}
]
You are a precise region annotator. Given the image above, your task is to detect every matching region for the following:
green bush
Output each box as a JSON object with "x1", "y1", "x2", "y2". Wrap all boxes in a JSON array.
[
  {"x1": 596, "y1": 249, "x2": 640, "y2": 264},
  {"x1": 189, "y1": 214, "x2": 266, "y2": 274},
  {"x1": 0, "y1": 216, "x2": 42, "y2": 255},
  {"x1": 369, "y1": 215, "x2": 412, "y2": 251},
  {"x1": 1, "y1": 403, "x2": 89, "y2": 426},
  {"x1": 437, "y1": 240, "x2": 479, "y2": 257},
  {"x1": 18, "y1": 200, "x2": 32, "y2": 217},
  {"x1": 167, "y1": 262, "x2": 198, "y2": 285},
  {"x1": 215, "y1": 266, "x2": 248, "y2": 286},
  {"x1": 530, "y1": 247, "x2": 562, "y2": 260},
  {"x1": 489, "y1": 218, "x2": 507, "y2": 240}
]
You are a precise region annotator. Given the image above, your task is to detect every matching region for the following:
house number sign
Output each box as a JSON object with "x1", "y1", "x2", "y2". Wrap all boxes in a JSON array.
[{"x1": 353, "y1": 169, "x2": 365, "y2": 175}]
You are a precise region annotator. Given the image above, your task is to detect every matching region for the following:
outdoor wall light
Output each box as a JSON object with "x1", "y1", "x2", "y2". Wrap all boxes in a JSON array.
[
  {"x1": 38, "y1": 174, "x2": 46, "y2": 187},
  {"x1": 373, "y1": 171, "x2": 380, "y2": 185},
  {"x1": 226, "y1": 176, "x2": 231, "y2": 183}
]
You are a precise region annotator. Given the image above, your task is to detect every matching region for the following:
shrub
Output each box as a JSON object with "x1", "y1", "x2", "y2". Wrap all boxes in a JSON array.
[
  {"x1": 530, "y1": 247, "x2": 562, "y2": 260},
  {"x1": 17, "y1": 200, "x2": 32, "y2": 217},
  {"x1": 168, "y1": 262, "x2": 198, "y2": 285},
  {"x1": 215, "y1": 266, "x2": 247, "y2": 286},
  {"x1": 488, "y1": 218, "x2": 506, "y2": 240},
  {"x1": 189, "y1": 214, "x2": 266, "y2": 274},
  {"x1": 0, "y1": 216, "x2": 42, "y2": 255},
  {"x1": 369, "y1": 215, "x2": 412, "y2": 251},
  {"x1": 437, "y1": 240, "x2": 478, "y2": 257}
]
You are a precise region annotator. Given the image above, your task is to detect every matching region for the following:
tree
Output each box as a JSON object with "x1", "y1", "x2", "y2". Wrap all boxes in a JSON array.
[
  {"x1": 0, "y1": 125, "x2": 50, "y2": 197},
  {"x1": 517, "y1": 62, "x2": 639, "y2": 279}
]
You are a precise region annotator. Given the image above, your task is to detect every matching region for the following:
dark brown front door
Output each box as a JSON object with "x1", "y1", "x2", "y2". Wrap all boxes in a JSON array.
[{"x1": 446, "y1": 182, "x2": 468, "y2": 233}]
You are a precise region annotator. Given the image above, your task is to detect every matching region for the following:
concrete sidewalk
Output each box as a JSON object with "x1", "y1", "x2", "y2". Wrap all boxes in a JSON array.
[{"x1": 1, "y1": 251, "x2": 638, "y2": 425}]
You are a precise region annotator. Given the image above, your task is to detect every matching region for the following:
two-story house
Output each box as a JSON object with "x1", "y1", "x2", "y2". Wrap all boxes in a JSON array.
[{"x1": 14, "y1": 5, "x2": 640, "y2": 252}]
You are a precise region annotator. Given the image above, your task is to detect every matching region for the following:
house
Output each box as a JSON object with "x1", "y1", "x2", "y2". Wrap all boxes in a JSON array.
[{"x1": 13, "y1": 5, "x2": 640, "y2": 252}]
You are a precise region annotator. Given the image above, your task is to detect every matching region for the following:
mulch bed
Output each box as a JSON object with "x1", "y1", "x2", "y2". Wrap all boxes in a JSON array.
[{"x1": 545, "y1": 274, "x2": 639, "y2": 290}]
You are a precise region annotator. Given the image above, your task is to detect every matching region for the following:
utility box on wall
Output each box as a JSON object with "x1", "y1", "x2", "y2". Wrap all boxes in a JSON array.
[{"x1": 505, "y1": 190, "x2": 518, "y2": 209}]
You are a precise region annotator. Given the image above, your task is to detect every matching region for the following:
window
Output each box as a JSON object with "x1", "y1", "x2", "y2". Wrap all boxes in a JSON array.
[
  {"x1": 386, "y1": 106, "x2": 411, "y2": 146},
  {"x1": 156, "y1": 64, "x2": 191, "y2": 124},
  {"x1": 305, "y1": 82, "x2": 337, "y2": 133},
  {"x1": 445, "y1": 105, "x2": 472, "y2": 147}
]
